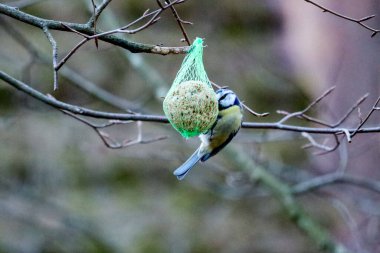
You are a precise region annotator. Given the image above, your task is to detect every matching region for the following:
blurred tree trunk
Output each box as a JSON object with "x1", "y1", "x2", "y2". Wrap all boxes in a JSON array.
[{"x1": 279, "y1": 1, "x2": 380, "y2": 250}]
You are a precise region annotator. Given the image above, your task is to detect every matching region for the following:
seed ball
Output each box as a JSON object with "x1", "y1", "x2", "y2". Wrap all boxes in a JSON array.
[{"x1": 163, "y1": 80, "x2": 218, "y2": 138}]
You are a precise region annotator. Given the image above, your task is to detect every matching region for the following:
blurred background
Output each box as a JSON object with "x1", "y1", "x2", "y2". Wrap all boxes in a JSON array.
[{"x1": 1, "y1": 0, "x2": 380, "y2": 252}]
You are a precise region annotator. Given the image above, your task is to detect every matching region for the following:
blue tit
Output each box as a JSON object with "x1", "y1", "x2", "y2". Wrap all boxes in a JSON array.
[{"x1": 173, "y1": 88, "x2": 243, "y2": 180}]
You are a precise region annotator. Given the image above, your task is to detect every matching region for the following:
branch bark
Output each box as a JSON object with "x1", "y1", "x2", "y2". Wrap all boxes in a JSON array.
[
  {"x1": 2, "y1": 70, "x2": 380, "y2": 135},
  {"x1": 0, "y1": 3, "x2": 189, "y2": 55}
]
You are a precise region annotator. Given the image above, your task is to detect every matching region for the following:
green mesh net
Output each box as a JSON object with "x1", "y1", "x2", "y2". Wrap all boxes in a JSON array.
[
  {"x1": 172, "y1": 37, "x2": 210, "y2": 87},
  {"x1": 163, "y1": 38, "x2": 218, "y2": 138}
]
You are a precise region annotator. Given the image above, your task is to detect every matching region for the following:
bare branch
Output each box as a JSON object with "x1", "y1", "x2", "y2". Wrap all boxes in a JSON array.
[
  {"x1": 42, "y1": 26, "x2": 58, "y2": 90},
  {"x1": 342, "y1": 129, "x2": 351, "y2": 143},
  {"x1": 55, "y1": 37, "x2": 89, "y2": 71},
  {"x1": 61, "y1": 23, "x2": 91, "y2": 38},
  {"x1": 97, "y1": 0, "x2": 186, "y2": 36},
  {"x1": 330, "y1": 93, "x2": 368, "y2": 128},
  {"x1": 1, "y1": 19, "x2": 139, "y2": 113},
  {"x1": 242, "y1": 103, "x2": 270, "y2": 117},
  {"x1": 163, "y1": 0, "x2": 191, "y2": 45},
  {"x1": 211, "y1": 81, "x2": 269, "y2": 117},
  {"x1": 90, "y1": 0, "x2": 99, "y2": 48},
  {"x1": 305, "y1": 0, "x2": 380, "y2": 37},
  {"x1": 292, "y1": 172, "x2": 380, "y2": 195},
  {"x1": 53, "y1": 0, "x2": 189, "y2": 71},
  {"x1": 61, "y1": 110, "x2": 167, "y2": 149},
  {"x1": 0, "y1": 3, "x2": 189, "y2": 55},
  {"x1": 87, "y1": 0, "x2": 113, "y2": 28},
  {"x1": 0, "y1": 70, "x2": 168, "y2": 122},
  {"x1": 301, "y1": 132, "x2": 339, "y2": 154},
  {"x1": 277, "y1": 86, "x2": 335, "y2": 124},
  {"x1": 350, "y1": 96, "x2": 380, "y2": 138},
  {"x1": 274, "y1": 87, "x2": 373, "y2": 154},
  {"x1": 299, "y1": 93, "x2": 368, "y2": 128},
  {"x1": 2, "y1": 71, "x2": 380, "y2": 135}
]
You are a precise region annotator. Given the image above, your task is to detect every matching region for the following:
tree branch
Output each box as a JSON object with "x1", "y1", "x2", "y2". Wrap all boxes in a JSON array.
[
  {"x1": 2, "y1": 70, "x2": 380, "y2": 135},
  {"x1": 277, "y1": 86, "x2": 336, "y2": 124},
  {"x1": 350, "y1": 96, "x2": 380, "y2": 138},
  {"x1": 163, "y1": 0, "x2": 192, "y2": 45},
  {"x1": 305, "y1": 0, "x2": 380, "y2": 37},
  {"x1": 301, "y1": 132, "x2": 341, "y2": 155},
  {"x1": 0, "y1": 70, "x2": 167, "y2": 122},
  {"x1": 60, "y1": 110, "x2": 168, "y2": 149},
  {"x1": 55, "y1": 0, "x2": 188, "y2": 70},
  {"x1": 87, "y1": 0, "x2": 113, "y2": 28},
  {"x1": 42, "y1": 26, "x2": 59, "y2": 90},
  {"x1": 0, "y1": 18, "x2": 139, "y2": 113},
  {"x1": 211, "y1": 81, "x2": 269, "y2": 117},
  {"x1": 0, "y1": 3, "x2": 189, "y2": 55},
  {"x1": 292, "y1": 172, "x2": 380, "y2": 195}
]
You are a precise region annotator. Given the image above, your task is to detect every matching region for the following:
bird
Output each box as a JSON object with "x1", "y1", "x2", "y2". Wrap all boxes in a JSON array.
[{"x1": 173, "y1": 88, "x2": 243, "y2": 180}]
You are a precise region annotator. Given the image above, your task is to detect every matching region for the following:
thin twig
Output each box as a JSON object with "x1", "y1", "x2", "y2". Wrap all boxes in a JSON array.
[
  {"x1": 211, "y1": 81, "x2": 269, "y2": 117},
  {"x1": 42, "y1": 26, "x2": 58, "y2": 90},
  {"x1": 298, "y1": 93, "x2": 369, "y2": 128},
  {"x1": 0, "y1": 3, "x2": 189, "y2": 55},
  {"x1": 1, "y1": 19, "x2": 139, "y2": 113},
  {"x1": 350, "y1": 96, "x2": 380, "y2": 138},
  {"x1": 301, "y1": 132, "x2": 339, "y2": 154},
  {"x1": 61, "y1": 23, "x2": 91, "y2": 38},
  {"x1": 90, "y1": 0, "x2": 99, "y2": 48},
  {"x1": 163, "y1": 0, "x2": 191, "y2": 45},
  {"x1": 305, "y1": 0, "x2": 380, "y2": 37},
  {"x1": 276, "y1": 88, "x2": 370, "y2": 153},
  {"x1": 90, "y1": 0, "x2": 187, "y2": 36},
  {"x1": 55, "y1": 39, "x2": 89, "y2": 71},
  {"x1": 54, "y1": 0, "x2": 187, "y2": 70},
  {"x1": 60, "y1": 110, "x2": 167, "y2": 149},
  {"x1": 277, "y1": 86, "x2": 335, "y2": 124},
  {"x1": 88, "y1": 0, "x2": 113, "y2": 30},
  {"x1": 89, "y1": 0, "x2": 113, "y2": 26},
  {"x1": 331, "y1": 93, "x2": 369, "y2": 128},
  {"x1": 86, "y1": 0, "x2": 185, "y2": 36},
  {"x1": 342, "y1": 129, "x2": 351, "y2": 143}
]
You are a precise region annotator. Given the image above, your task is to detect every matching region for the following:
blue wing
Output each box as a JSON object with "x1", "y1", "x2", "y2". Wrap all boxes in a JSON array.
[{"x1": 173, "y1": 148, "x2": 202, "y2": 180}]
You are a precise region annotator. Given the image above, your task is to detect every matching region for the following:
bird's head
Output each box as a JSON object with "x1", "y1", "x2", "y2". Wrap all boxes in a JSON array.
[{"x1": 215, "y1": 88, "x2": 242, "y2": 110}]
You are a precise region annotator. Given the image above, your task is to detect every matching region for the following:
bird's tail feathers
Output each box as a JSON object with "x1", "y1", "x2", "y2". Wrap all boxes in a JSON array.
[{"x1": 173, "y1": 148, "x2": 202, "y2": 180}]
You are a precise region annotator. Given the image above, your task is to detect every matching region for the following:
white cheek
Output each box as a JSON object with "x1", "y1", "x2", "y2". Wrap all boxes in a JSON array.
[{"x1": 220, "y1": 95, "x2": 235, "y2": 107}]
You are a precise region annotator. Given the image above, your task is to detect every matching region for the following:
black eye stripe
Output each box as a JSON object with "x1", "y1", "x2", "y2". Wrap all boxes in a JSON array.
[{"x1": 219, "y1": 93, "x2": 228, "y2": 101}]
